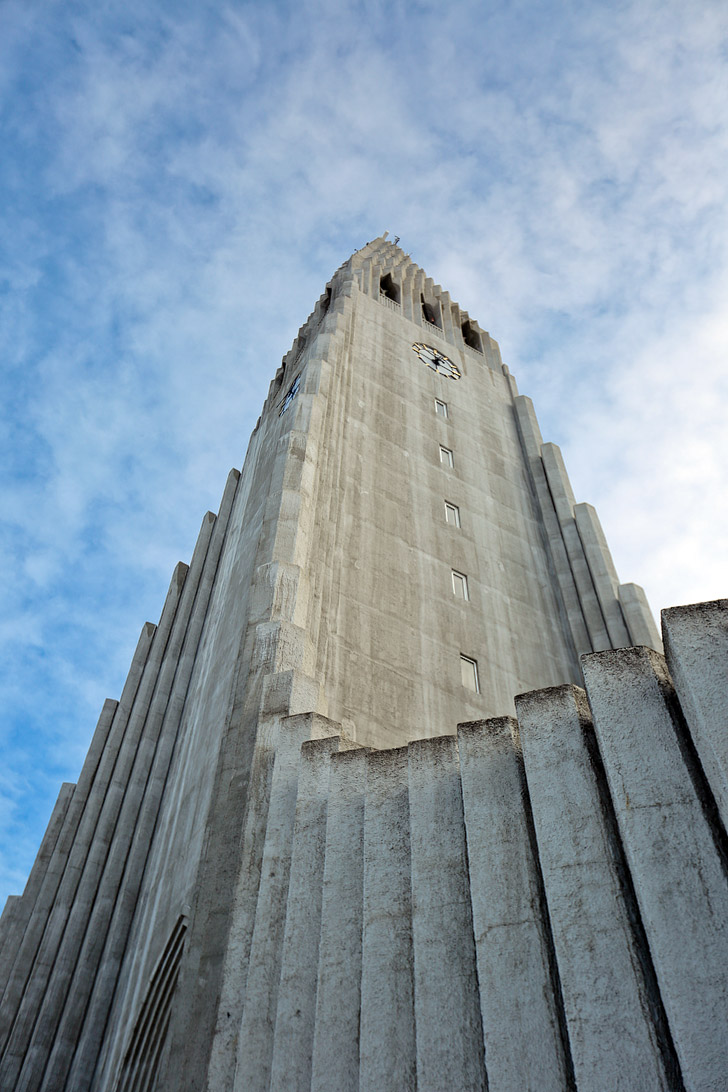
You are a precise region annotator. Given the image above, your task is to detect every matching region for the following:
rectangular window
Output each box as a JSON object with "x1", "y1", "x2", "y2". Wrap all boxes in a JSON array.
[
  {"x1": 439, "y1": 445, "x2": 453, "y2": 467},
  {"x1": 445, "y1": 501, "x2": 460, "y2": 527},
  {"x1": 461, "y1": 655, "x2": 480, "y2": 693},
  {"x1": 435, "y1": 399, "x2": 448, "y2": 418},
  {"x1": 452, "y1": 570, "x2": 469, "y2": 600}
]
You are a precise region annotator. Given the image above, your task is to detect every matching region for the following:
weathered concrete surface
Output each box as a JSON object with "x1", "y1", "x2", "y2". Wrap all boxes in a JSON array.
[
  {"x1": 583, "y1": 647, "x2": 728, "y2": 1092},
  {"x1": 458, "y1": 718, "x2": 571, "y2": 1092},
  {"x1": 517, "y1": 685, "x2": 675, "y2": 1092},
  {"x1": 408, "y1": 735, "x2": 486, "y2": 1092},
  {"x1": 310, "y1": 747, "x2": 369, "y2": 1092},
  {"x1": 360, "y1": 747, "x2": 415, "y2": 1092},
  {"x1": 662, "y1": 599, "x2": 728, "y2": 826},
  {"x1": 232, "y1": 724, "x2": 334, "y2": 1092},
  {"x1": 269, "y1": 737, "x2": 339, "y2": 1092}
]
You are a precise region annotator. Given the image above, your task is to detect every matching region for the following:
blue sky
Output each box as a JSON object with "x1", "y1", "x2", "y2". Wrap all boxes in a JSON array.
[{"x1": 1, "y1": 0, "x2": 727, "y2": 902}]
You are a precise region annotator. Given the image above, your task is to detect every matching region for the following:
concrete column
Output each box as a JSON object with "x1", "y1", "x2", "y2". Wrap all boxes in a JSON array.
[
  {"x1": 574, "y1": 503, "x2": 631, "y2": 647},
  {"x1": 541, "y1": 442, "x2": 611, "y2": 650},
  {"x1": 458, "y1": 718, "x2": 572, "y2": 1092},
  {"x1": 232, "y1": 719, "x2": 328, "y2": 1092},
  {"x1": 0, "y1": 782, "x2": 73, "y2": 999},
  {"x1": 514, "y1": 397, "x2": 591, "y2": 662},
  {"x1": 63, "y1": 500, "x2": 239, "y2": 1092},
  {"x1": 583, "y1": 646, "x2": 728, "y2": 1092},
  {"x1": 359, "y1": 747, "x2": 415, "y2": 1092},
  {"x1": 0, "y1": 592, "x2": 166, "y2": 1084},
  {"x1": 269, "y1": 737, "x2": 339, "y2": 1092},
  {"x1": 0, "y1": 899, "x2": 20, "y2": 966},
  {"x1": 516, "y1": 685, "x2": 676, "y2": 1092},
  {"x1": 662, "y1": 600, "x2": 728, "y2": 827},
  {"x1": 619, "y1": 582, "x2": 663, "y2": 652},
  {"x1": 311, "y1": 747, "x2": 368, "y2": 1092},
  {"x1": 203, "y1": 737, "x2": 277, "y2": 1091},
  {"x1": 408, "y1": 736, "x2": 486, "y2": 1092},
  {"x1": 32, "y1": 511, "x2": 216, "y2": 1092}
]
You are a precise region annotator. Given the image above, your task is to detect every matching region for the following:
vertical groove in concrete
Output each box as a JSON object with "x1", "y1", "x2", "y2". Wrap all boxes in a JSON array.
[
  {"x1": 269, "y1": 737, "x2": 339, "y2": 1092},
  {"x1": 516, "y1": 685, "x2": 674, "y2": 1092},
  {"x1": 574, "y1": 503, "x2": 631, "y2": 648},
  {"x1": 513, "y1": 396, "x2": 591, "y2": 663},
  {"x1": 61, "y1": 507, "x2": 230, "y2": 1092},
  {"x1": 0, "y1": 615, "x2": 158, "y2": 1071},
  {"x1": 541, "y1": 442, "x2": 612, "y2": 651},
  {"x1": 0, "y1": 782, "x2": 74, "y2": 998},
  {"x1": 583, "y1": 647, "x2": 728, "y2": 1092},
  {"x1": 0, "y1": 564, "x2": 189, "y2": 1091},
  {"x1": 310, "y1": 748, "x2": 368, "y2": 1092},
  {"x1": 662, "y1": 600, "x2": 728, "y2": 828},
  {"x1": 407, "y1": 736, "x2": 486, "y2": 1092},
  {"x1": 458, "y1": 718, "x2": 570, "y2": 1092},
  {"x1": 359, "y1": 747, "x2": 415, "y2": 1092},
  {"x1": 232, "y1": 717, "x2": 320, "y2": 1092}
]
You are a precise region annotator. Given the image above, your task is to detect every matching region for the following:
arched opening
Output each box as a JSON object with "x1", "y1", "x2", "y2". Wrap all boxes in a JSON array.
[
  {"x1": 421, "y1": 295, "x2": 442, "y2": 329},
  {"x1": 461, "y1": 320, "x2": 482, "y2": 353},
  {"x1": 380, "y1": 274, "x2": 400, "y2": 305}
]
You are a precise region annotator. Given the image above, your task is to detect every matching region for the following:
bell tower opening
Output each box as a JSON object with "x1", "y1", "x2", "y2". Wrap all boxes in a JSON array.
[
  {"x1": 379, "y1": 273, "x2": 400, "y2": 304},
  {"x1": 462, "y1": 320, "x2": 483, "y2": 352}
]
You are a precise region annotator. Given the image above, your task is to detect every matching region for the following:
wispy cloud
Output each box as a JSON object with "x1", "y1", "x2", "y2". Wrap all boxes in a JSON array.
[{"x1": 1, "y1": 0, "x2": 727, "y2": 899}]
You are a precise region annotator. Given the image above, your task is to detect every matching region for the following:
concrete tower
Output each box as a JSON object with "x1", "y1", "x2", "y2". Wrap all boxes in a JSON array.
[{"x1": 2, "y1": 236, "x2": 726, "y2": 1092}]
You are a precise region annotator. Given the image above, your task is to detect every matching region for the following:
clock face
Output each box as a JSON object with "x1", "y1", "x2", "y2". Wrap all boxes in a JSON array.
[{"x1": 412, "y1": 342, "x2": 461, "y2": 380}]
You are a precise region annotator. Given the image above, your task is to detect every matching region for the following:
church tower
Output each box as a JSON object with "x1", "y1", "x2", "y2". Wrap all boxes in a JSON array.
[{"x1": 1, "y1": 237, "x2": 725, "y2": 1092}]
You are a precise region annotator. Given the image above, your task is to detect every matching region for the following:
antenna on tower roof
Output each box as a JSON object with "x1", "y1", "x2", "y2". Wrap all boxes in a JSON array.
[{"x1": 394, "y1": 235, "x2": 400, "y2": 246}]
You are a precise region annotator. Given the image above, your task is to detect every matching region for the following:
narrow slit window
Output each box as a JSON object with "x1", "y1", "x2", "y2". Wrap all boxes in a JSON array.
[
  {"x1": 439, "y1": 445, "x2": 453, "y2": 467},
  {"x1": 435, "y1": 399, "x2": 448, "y2": 418},
  {"x1": 461, "y1": 655, "x2": 480, "y2": 693},
  {"x1": 445, "y1": 502, "x2": 460, "y2": 527},
  {"x1": 452, "y1": 571, "x2": 469, "y2": 600}
]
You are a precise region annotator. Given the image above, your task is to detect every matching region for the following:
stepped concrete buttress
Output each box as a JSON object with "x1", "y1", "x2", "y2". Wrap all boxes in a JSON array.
[{"x1": 1, "y1": 236, "x2": 715, "y2": 1092}]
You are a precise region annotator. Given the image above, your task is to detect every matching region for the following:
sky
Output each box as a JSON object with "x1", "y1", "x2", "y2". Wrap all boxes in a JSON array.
[{"x1": 1, "y1": 0, "x2": 727, "y2": 903}]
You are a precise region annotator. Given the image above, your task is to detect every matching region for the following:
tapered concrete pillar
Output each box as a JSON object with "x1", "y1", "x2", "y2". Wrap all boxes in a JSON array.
[
  {"x1": 574, "y1": 503, "x2": 631, "y2": 648},
  {"x1": 408, "y1": 736, "x2": 486, "y2": 1092},
  {"x1": 583, "y1": 647, "x2": 728, "y2": 1092},
  {"x1": 541, "y1": 442, "x2": 611, "y2": 651},
  {"x1": 514, "y1": 396, "x2": 591, "y2": 661},
  {"x1": 516, "y1": 685, "x2": 677, "y2": 1092},
  {"x1": 269, "y1": 736, "x2": 339, "y2": 1092},
  {"x1": 0, "y1": 564, "x2": 181, "y2": 1090},
  {"x1": 360, "y1": 747, "x2": 415, "y2": 1092},
  {"x1": 662, "y1": 599, "x2": 728, "y2": 826},
  {"x1": 0, "y1": 782, "x2": 73, "y2": 1000},
  {"x1": 233, "y1": 720, "x2": 332, "y2": 1092},
  {"x1": 311, "y1": 747, "x2": 369, "y2": 1092},
  {"x1": 458, "y1": 718, "x2": 572, "y2": 1092}
]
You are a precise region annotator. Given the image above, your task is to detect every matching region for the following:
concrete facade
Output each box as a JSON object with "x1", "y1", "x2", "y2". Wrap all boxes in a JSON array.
[{"x1": 1, "y1": 236, "x2": 723, "y2": 1091}]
